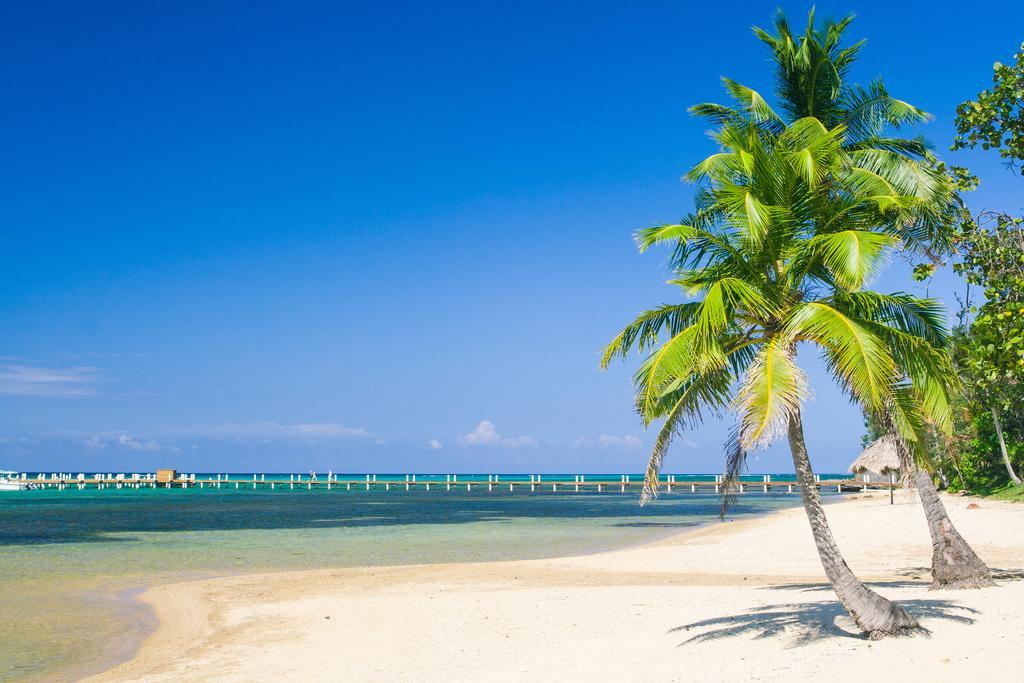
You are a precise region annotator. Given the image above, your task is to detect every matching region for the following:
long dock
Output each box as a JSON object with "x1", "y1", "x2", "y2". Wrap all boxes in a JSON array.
[{"x1": 10, "y1": 473, "x2": 896, "y2": 494}]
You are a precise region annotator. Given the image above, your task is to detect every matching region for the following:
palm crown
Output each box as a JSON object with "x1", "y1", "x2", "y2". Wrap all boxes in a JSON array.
[{"x1": 602, "y1": 14, "x2": 958, "y2": 505}]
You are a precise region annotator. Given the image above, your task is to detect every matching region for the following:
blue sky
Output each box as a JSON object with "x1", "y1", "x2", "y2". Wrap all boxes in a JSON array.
[{"x1": 1, "y1": 0, "x2": 1022, "y2": 474}]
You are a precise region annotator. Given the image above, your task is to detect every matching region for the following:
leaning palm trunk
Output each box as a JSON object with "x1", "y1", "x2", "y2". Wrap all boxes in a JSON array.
[
  {"x1": 788, "y1": 411, "x2": 919, "y2": 637},
  {"x1": 914, "y1": 467, "x2": 995, "y2": 589},
  {"x1": 992, "y1": 408, "x2": 1023, "y2": 486}
]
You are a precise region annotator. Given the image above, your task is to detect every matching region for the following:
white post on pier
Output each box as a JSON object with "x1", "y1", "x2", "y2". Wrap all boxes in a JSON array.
[{"x1": 763, "y1": 474, "x2": 770, "y2": 493}]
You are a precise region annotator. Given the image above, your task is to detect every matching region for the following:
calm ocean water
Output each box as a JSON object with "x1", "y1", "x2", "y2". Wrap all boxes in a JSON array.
[{"x1": 0, "y1": 480, "x2": 826, "y2": 681}]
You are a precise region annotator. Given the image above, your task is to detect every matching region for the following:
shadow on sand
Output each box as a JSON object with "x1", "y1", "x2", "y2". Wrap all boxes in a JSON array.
[
  {"x1": 886, "y1": 566, "x2": 1024, "y2": 582},
  {"x1": 671, "y1": 598, "x2": 979, "y2": 647}
]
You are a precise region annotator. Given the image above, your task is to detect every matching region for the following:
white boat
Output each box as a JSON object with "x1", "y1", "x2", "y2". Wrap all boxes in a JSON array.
[{"x1": 0, "y1": 470, "x2": 33, "y2": 491}]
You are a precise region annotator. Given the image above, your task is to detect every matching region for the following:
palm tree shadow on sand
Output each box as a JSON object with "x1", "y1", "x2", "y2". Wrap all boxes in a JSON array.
[{"x1": 671, "y1": 598, "x2": 979, "y2": 647}]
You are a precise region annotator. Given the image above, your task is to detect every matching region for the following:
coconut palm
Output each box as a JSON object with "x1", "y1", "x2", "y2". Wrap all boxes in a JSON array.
[
  {"x1": 688, "y1": 10, "x2": 993, "y2": 589},
  {"x1": 692, "y1": 10, "x2": 957, "y2": 255},
  {"x1": 600, "y1": 107, "x2": 965, "y2": 635}
]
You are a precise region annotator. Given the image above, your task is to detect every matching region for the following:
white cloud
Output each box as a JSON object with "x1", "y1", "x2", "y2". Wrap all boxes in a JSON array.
[
  {"x1": 503, "y1": 435, "x2": 538, "y2": 448},
  {"x1": 116, "y1": 434, "x2": 162, "y2": 451},
  {"x1": 458, "y1": 420, "x2": 536, "y2": 448},
  {"x1": 428, "y1": 439, "x2": 443, "y2": 450},
  {"x1": 460, "y1": 420, "x2": 501, "y2": 446},
  {"x1": 0, "y1": 364, "x2": 101, "y2": 398},
  {"x1": 597, "y1": 434, "x2": 643, "y2": 448},
  {"x1": 182, "y1": 422, "x2": 372, "y2": 439},
  {"x1": 682, "y1": 439, "x2": 699, "y2": 449}
]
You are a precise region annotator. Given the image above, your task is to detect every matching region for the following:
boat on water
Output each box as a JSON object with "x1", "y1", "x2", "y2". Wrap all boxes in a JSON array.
[{"x1": 0, "y1": 470, "x2": 34, "y2": 491}]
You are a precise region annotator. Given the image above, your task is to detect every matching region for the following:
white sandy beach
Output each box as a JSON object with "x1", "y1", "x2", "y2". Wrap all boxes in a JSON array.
[{"x1": 92, "y1": 492, "x2": 1024, "y2": 682}]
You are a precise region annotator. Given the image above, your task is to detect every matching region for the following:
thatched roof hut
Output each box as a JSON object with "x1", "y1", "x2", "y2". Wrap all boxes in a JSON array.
[{"x1": 849, "y1": 436, "x2": 902, "y2": 480}]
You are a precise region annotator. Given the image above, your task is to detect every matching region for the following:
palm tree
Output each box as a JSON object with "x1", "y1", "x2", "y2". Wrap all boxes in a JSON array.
[
  {"x1": 601, "y1": 105, "x2": 961, "y2": 634},
  {"x1": 691, "y1": 10, "x2": 993, "y2": 590}
]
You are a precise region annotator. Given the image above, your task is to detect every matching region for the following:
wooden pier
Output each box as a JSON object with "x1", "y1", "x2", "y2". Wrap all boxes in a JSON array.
[{"x1": 9, "y1": 472, "x2": 896, "y2": 494}]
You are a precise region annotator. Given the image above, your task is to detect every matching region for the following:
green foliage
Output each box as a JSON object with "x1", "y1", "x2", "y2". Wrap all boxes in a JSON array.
[
  {"x1": 987, "y1": 483, "x2": 1024, "y2": 502},
  {"x1": 603, "y1": 11, "x2": 960, "y2": 506},
  {"x1": 860, "y1": 410, "x2": 884, "y2": 448},
  {"x1": 952, "y1": 43, "x2": 1024, "y2": 169},
  {"x1": 952, "y1": 215, "x2": 1024, "y2": 416},
  {"x1": 944, "y1": 215, "x2": 1024, "y2": 493},
  {"x1": 944, "y1": 406, "x2": 1024, "y2": 495}
]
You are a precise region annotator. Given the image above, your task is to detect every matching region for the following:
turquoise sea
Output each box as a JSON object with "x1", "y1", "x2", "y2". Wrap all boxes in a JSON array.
[{"x1": 0, "y1": 476, "x2": 832, "y2": 681}]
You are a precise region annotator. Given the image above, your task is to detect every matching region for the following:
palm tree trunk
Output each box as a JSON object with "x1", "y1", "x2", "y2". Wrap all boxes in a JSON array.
[
  {"x1": 992, "y1": 407, "x2": 1022, "y2": 486},
  {"x1": 788, "y1": 410, "x2": 919, "y2": 638},
  {"x1": 914, "y1": 467, "x2": 995, "y2": 589}
]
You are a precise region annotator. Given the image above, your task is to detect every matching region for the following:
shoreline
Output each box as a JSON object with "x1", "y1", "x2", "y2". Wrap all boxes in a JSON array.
[
  {"x1": 90, "y1": 491, "x2": 1024, "y2": 681},
  {"x1": 56, "y1": 495, "x2": 757, "y2": 682}
]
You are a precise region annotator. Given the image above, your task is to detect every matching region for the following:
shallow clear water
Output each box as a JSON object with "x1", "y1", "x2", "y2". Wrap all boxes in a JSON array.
[{"x1": 0, "y1": 485, "x2": 809, "y2": 681}]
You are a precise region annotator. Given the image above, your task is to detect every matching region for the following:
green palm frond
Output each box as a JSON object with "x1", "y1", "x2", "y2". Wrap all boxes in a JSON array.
[
  {"x1": 600, "y1": 303, "x2": 702, "y2": 368},
  {"x1": 785, "y1": 302, "x2": 897, "y2": 412},
  {"x1": 840, "y1": 79, "x2": 929, "y2": 141},
  {"x1": 733, "y1": 338, "x2": 809, "y2": 450},
  {"x1": 634, "y1": 223, "x2": 698, "y2": 252},
  {"x1": 688, "y1": 102, "x2": 746, "y2": 127},
  {"x1": 830, "y1": 291, "x2": 948, "y2": 346},
  {"x1": 803, "y1": 230, "x2": 898, "y2": 290},
  {"x1": 721, "y1": 78, "x2": 785, "y2": 130},
  {"x1": 639, "y1": 369, "x2": 734, "y2": 505}
]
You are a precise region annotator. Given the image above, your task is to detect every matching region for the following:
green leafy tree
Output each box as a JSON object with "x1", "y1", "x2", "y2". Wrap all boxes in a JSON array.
[
  {"x1": 950, "y1": 41, "x2": 1024, "y2": 490},
  {"x1": 953, "y1": 214, "x2": 1024, "y2": 485},
  {"x1": 953, "y1": 43, "x2": 1024, "y2": 170}
]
